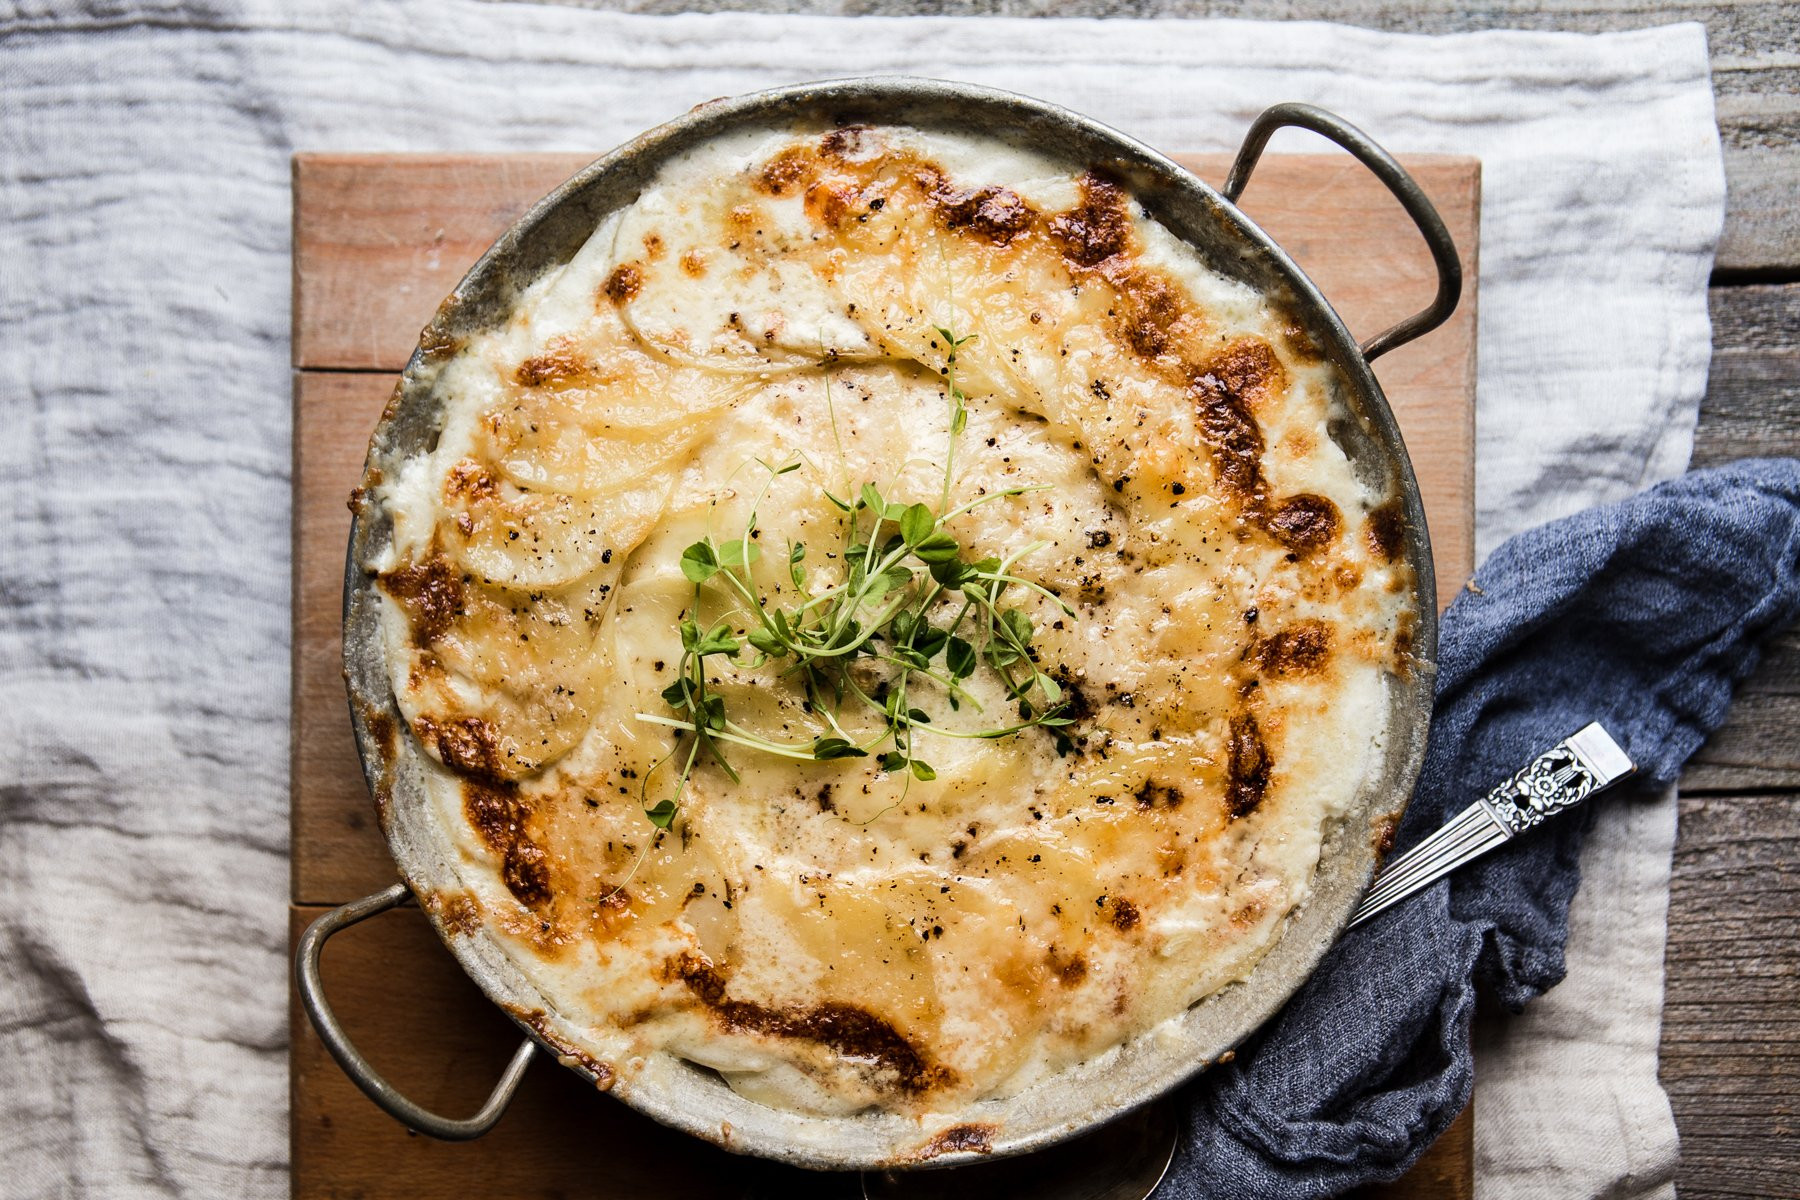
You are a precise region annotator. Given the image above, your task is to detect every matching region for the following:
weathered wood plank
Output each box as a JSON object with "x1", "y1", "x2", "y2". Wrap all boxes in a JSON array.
[
  {"x1": 1661, "y1": 791, "x2": 1800, "y2": 1200},
  {"x1": 1682, "y1": 283, "x2": 1800, "y2": 792},
  {"x1": 535, "y1": 0, "x2": 1799, "y2": 271},
  {"x1": 1691, "y1": 284, "x2": 1800, "y2": 469},
  {"x1": 292, "y1": 154, "x2": 591, "y2": 371},
  {"x1": 291, "y1": 371, "x2": 403, "y2": 904}
]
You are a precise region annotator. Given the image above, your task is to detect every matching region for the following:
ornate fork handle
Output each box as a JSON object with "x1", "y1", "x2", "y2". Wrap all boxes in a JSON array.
[
  {"x1": 1349, "y1": 723, "x2": 1635, "y2": 928},
  {"x1": 1477, "y1": 738, "x2": 1621, "y2": 835}
]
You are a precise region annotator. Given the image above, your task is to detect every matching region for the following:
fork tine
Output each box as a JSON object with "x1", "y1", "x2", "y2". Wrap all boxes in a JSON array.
[
  {"x1": 1360, "y1": 804, "x2": 1496, "y2": 902},
  {"x1": 1349, "y1": 810, "x2": 1505, "y2": 927}
]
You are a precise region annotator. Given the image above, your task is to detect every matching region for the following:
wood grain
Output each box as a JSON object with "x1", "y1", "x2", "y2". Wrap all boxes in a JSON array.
[
  {"x1": 291, "y1": 372, "x2": 398, "y2": 902},
  {"x1": 1661, "y1": 792, "x2": 1800, "y2": 1200},
  {"x1": 1682, "y1": 283, "x2": 1800, "y2": 793},
  {"x1": 291, "y1": 149, "x2": 1480, "y2": 1197}
]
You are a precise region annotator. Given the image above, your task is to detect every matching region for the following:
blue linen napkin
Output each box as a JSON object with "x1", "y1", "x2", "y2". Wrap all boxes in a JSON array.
[{"x1": 1157, "y1": 458, "x2": 1800, "y2": 1198}]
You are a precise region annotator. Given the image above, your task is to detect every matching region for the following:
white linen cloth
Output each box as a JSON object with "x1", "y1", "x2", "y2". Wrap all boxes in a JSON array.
[{"x1": 0, "y1": 4, "x2": 1723, "y2": 1196}]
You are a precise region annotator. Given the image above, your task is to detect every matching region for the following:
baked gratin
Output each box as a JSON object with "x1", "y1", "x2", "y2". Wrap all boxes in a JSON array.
[{"x1": 362, "y1": 124, "x2": 1417, "y2": 1120}]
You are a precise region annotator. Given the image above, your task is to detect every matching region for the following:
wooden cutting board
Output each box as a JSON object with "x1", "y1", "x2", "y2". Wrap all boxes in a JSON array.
[{"x1": 290, "y1": 150, "x2": 1479, "y2": 1199}]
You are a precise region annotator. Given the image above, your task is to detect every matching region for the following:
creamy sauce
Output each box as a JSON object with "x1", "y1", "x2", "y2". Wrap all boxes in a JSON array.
[{"x1": 368, "y1": 125, "x2": 1414, "y2": 1118}]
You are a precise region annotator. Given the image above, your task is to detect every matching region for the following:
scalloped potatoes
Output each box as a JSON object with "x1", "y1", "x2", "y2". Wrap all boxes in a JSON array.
[{"x1": 364, "y1": 124, "x2": 1415, "y2": 1117}]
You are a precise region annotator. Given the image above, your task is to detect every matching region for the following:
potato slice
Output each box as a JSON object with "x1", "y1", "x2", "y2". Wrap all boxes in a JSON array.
[{"x1": 438, "y1": 459, "x2": 672, "y2": 591}]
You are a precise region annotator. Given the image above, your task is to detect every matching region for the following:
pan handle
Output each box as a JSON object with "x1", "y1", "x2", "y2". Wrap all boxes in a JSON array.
[
  {"x1": 1222, "y1": 102, "x2": 1462, "y2": 363},
  {"x1": 294, "y1": 882, "x2": 537, "y2": 1140}
]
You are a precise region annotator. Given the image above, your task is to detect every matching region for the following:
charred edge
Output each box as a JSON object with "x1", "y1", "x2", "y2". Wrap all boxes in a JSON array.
[
  {"x1": 424, "y1": 889, "x2": 484, "y2": 937},
  {"x1": 377, "y1": 555, "x2": 465, "y2": 645},
  {"x1": 463, "y1": 780, "x2": 552, "y2": 908},
  {"x1": 1275, "y1": 307, "x2": 1326, "y2": 365},
  {"x1": 671, "y1": 953, "x2": 949, "y2": 1095},
  {"x1": 603, "y1": 264, "x2": 643, "y2": 304},
  {"x1": 912, "y1": 1123, "x2": 998, "y2": 1160},
  {"x1": 416, "y1": 714, "x2": 510, "y2": 784},
  {"x1": 376, "y1": 377, "x2": 410, "y2": 432},
  {"x1": 1047, "y1": 172, "x2": 1131, "y2": 267},
  {"x1": 350, "y1": 696, "x2": 400, "y2": 823},
  {"x1": 1365, "y1": 501, "x2": 1407, "y2": 563},
  {"x1": 756, "y1": 146, "x2": 816, "y2": 197},
  {"x1": 366, "y1": 709, "x2": 397, "y2": 758},
  {"x1": 512, "y1": 1007, "x2": 616, "y2": 1091},
  {"x1": 1371, "y1": 810, "x2": 1401, "y2": 862},
  {"x1": 1250, "y1": 620, "x2": 1333, "y2": 679},
  {"x1": 1391, "y1": 607, "x2": 1420, "y2": 672},
  {"x1": 1226, "y1": 711, "x2": 1271, "y2": 819},
  {"x1": 514, "y1": 346, "x2": 592, "y2": 387},
  {"x1": 1265, "y1": 493, "x2": 1341, "y2": 554},
  {"x1": 1110, "y1": 897, "x2": 1141, "y2": 932},
  {"x1": 417, "y1": 319, "x2": 464, "y2": 365},
  {"x1": 917, "y1": 166, "x2": 1035, "y2": 245},
  {"x1": 819, "y1": 125, "x2": 871, "y2": 161}
]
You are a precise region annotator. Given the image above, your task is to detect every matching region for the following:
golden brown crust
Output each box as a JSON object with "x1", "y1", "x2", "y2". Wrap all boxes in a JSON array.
[
  {"x1": 755, "y1": 146, "x2": 816, "y2": 197},
  {"x1": 463, "y1": 781, "x2": 552, "y2": 908},
  {"x1": 414, "y1": 713, "x2": 509, "y2": 781},
  {"x1": 1047, "y1": 172, "x2": 1132, "y2": 267},
  {"x1": 377, "y1": 556, "x2": 464, "y2": 645},
  {"x1": 1226, "y1": 711, "x2": 1271, "y2": 819},
  {"x1": 603, "y1": 263, "x2": 643, "y2": 304},
  {"x1": 917, "y1": 166, "x2": 1036, "y2": 245},
  {"x1": 911, "y1": 1123, "x2": 997, "y2": 1160},
  {"x1": 1250, "y1": 620, "x2": 1333, "y2": 679},
  {"x1": 1265, "y1": 493, "x2": 1342, "y2": 554},
  {"x1": 670, "y1": 952, "x2": 952, "y2": 1096},
  {"x1": 514, "y1": 346, "x2": 594, "y2": 387}
]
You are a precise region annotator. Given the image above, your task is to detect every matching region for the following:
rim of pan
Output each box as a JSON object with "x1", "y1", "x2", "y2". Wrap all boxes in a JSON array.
[{"x1": 343, "y1": 75, "x2": 1437, "y2": 1170}]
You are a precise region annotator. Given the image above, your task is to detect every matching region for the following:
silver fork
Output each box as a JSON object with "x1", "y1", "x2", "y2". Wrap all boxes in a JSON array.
[{"x1": 1348, "y1": 722, "x2": 1636, "y2": 928}]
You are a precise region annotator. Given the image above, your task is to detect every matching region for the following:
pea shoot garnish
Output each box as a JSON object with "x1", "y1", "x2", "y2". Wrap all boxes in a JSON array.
[{"x1": 634, "y1": 327, "x2": 1078, "y2": 830}]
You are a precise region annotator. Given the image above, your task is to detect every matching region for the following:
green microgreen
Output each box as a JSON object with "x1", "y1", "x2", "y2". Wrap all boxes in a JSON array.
[{"x1": 633, "y1": 325, "x2": 1077, "y2": 831}]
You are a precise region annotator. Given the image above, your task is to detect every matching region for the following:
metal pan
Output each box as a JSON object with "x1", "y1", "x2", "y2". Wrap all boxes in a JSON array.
[{"x1": 298, "y1": 76, "x2": 1457, "y2": 1170}]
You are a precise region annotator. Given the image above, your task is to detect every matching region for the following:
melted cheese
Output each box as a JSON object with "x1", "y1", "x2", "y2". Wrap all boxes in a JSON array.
[{"x1": 368, "y1": 125, "x2": 1414, "y2": 1119}]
